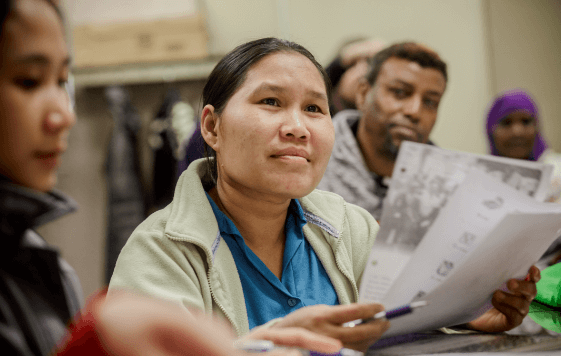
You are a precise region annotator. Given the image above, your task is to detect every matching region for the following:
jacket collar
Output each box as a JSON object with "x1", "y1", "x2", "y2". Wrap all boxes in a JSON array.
[
  {"x1": 164, "y1": 160, "x2": 221, "y2": 247},
  {"x1": 0, "y1": 177, "x2": 77, "y2": 239},
  {"x1": 164, "y1": 159, "x2": 344, "y2": 260}
]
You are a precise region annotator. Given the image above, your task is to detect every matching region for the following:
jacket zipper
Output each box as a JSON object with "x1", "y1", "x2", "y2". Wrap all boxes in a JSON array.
[
  {"x1": 206, "y1": 266, "x2": 240, "y2": 335},
  {"x1": 332, "y1": 228, "x2": 360, "y2": 302}
]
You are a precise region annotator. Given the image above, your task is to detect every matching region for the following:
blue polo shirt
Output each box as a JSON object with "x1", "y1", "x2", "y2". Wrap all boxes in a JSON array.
[{"x1": 205, "y1": 193, "x2": 339, "y2": 329}]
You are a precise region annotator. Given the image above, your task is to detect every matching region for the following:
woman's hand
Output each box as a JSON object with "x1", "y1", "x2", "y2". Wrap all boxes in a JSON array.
[
  {"x1": 241, "y1": 327, "x2": 342, "y2": 355},
  {"x1": 466, "y1": 265, "x2": 540, "y2": 332},
  {"x1": 272, "y1": 303, "x2": 390, "y2": 352}
]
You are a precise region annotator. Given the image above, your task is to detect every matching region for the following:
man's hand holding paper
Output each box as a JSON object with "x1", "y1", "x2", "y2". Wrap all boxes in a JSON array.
[{"x1": 467, "y1": 265, "x2": 540, "y2": 332}]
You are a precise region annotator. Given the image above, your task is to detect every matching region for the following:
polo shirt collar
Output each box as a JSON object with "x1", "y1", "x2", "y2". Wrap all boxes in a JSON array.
[{"x1": 205, "y1": 192, "x2": 307, "y2": 240}]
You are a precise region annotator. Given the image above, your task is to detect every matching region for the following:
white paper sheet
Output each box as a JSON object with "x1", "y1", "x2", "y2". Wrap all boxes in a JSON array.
[
  {"x1": 383, "y1": 210, "x2": 561, "y2": 337},
  {"x1": 380, "y1": 169, "x2": 561, "y2": 308},
  {"x1": 356, "y1": 144, "x2": 561, "y2": 337},
  {"x1": 359, "y1": 142, "x2": 555, "y2": 304}
]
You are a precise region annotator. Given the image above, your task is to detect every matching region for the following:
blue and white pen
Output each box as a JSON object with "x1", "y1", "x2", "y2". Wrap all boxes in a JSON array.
[{"x1": 343, "y1": 300, "x2": 428, "y2": 328}]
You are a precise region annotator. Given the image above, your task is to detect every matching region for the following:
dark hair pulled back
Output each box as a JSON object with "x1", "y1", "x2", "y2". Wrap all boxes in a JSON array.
[{"x1": 202, "y1": 37, "x2": 332, "y2": 183}]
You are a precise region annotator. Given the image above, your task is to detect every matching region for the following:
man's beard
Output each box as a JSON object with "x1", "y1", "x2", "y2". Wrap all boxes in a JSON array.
[
  {"x1": 379, "y1": 133, "x2": 401, "y2": 161},
  {"x1": 378, "y1": 126, "x2": 424, "y2": 161}
]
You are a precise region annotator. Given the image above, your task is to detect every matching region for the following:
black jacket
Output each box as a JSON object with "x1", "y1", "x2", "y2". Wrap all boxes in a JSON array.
[{"x1": 0, "y1": 178, "x2": 82, "y2": 356}]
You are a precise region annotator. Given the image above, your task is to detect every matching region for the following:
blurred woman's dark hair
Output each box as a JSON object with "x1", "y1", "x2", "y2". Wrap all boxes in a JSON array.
[
  {"x1": 1, "y1": 0, "x2": 61, "y2": 38},
  {"x1": 366, "y1": 42, "x2": 448, "y2": 86},
  {"x1": 202, "y1": 37, "x2": 332, "y2": 183}
]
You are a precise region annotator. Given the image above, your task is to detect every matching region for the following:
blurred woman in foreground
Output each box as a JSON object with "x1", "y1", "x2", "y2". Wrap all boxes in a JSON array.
[{"x1": 110, "y1": 37, "x2": 541, "y2": 352}]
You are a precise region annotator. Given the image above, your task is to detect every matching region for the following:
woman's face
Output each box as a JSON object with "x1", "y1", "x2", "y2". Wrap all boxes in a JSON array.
[
  {"x1": 337, "y1": 59, "x2": 369, "y2": 108},
  {"x1": 207, "y1": 52, "x2": 334, "y2": 200},
  {"x1": 492, "y1": 110, "x2": 536, "y2": 160},
  {"x1": 0, "y1": 0, "x2": 75, "y2": 192}
]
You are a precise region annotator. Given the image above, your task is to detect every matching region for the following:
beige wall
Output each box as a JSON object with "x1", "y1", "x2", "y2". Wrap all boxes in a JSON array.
[
  {"x1": 66, "y1": 0, "x2": 198, "y2": 24},
  {"x1": 44, "y1": 0, "x2": 560, "y2": 298},
  {"x1": 486, "y1": 0, "x2": 561, "y2": 152}
]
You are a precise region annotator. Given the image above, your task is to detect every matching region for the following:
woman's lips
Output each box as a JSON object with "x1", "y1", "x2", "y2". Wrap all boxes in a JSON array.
[
  {"x1": 273, "y1": 155, "x2": 309, "y2": 164},
  {"x1": 271, "y1": 147, "x2": 311, "y2": 162},
  {"x1": 506, "y1": 139, "x2": 532, "y2": 148},
  {"x1": 35, "y1": 150, "x2": 62, "y2": 169}
]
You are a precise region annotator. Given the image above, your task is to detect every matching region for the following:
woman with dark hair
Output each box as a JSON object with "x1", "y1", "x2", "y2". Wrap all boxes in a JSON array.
[
  {"x1": 0, "y1": 0, "x2": 82, "y2": 353},
  {"x1": 0, "y1": 2, "x2": 340, "y2": 355},
  {"x1": 110, "y1": 37, "x2": 541, "y2": 352},
  {"x1": 325, "y1": 37, "x2": 386, "y2": 115},
  {"x1": 110, "y1": 37, "x2": 390, "y2": 351},
  {"x1": 486, "y1": 88, "x2": 561, "y2": 203}
]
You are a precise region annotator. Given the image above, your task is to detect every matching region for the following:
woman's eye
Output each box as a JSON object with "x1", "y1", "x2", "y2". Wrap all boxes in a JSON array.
[
  {"x1": 522, "y1": 118, "x2": 534, "y2": 126},
  {"x1": 261, "y1": 98, "x2": 279, "y2": 106},
  {"x1": 390, "y1": 88, "x2": 407, "y2": 98},
  {"x1": 499, "y1": 119, "x2": 512, "y2": 127},
  {"x1": 305, "y1": 105, "x2": 321, "y2": 113},
  {"x1": 15, "y1": 78, "x2": 40, "y2": 90}
]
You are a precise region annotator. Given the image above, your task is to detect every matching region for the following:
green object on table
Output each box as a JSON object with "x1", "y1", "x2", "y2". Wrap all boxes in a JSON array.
[{"x1": 529, "y1": 263, "x2": 561, "y2": 332}]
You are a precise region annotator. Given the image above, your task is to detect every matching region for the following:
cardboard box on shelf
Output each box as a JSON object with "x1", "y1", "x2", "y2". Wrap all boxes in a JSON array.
[{"x1": 73, "y1": 15, "x2": 208, "y2": 68}]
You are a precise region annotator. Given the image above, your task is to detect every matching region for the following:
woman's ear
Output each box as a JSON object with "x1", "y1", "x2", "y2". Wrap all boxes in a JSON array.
[{"x1": 201, "y1": 104, "x2": 220, "y2": 151}]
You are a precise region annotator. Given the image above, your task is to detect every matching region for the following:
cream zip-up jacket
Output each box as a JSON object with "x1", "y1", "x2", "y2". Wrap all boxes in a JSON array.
[{"x1": 108, "y1": 159, "x2": 379, "y2": 336}]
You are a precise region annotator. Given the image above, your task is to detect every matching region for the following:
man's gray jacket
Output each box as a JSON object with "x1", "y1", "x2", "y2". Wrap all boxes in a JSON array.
[{"x1": 317, "y1": 110, "x2": 390, "y2": 221}]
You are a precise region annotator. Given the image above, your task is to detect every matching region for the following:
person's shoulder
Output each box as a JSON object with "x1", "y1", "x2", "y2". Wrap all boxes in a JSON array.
[
  {"x1": 302, "y1": 189, "x2": 379, "y2": 232},
  {"x1": 303, "y1": 190, "x2": 379, "y2": 274},
  {"x1": 140, "y1": 160, "x2": 205, "y2": 236},
  {"x1": 332, "y1": 109, "x2": 361, "y2": 124},
  {"x1": 303, "y1": 188, "x2": 346, "y2": 209},
  {"x1": 300, "y1": 189, "x2": 346, "y2": 230},
  {"x1": 138, "y1": 205, "x2": 173, "y2": 234},
  {"x1": 539, "y1": 149, "x2": 561, "y2": 175},
  {"x1": 540, "y1": 149, "x2": 561, "y2": 163}
]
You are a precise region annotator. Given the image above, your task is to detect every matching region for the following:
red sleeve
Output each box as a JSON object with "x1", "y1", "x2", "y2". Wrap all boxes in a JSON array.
[{"x1": 56, "y1": 290, "x2": 111, "y2": 356}]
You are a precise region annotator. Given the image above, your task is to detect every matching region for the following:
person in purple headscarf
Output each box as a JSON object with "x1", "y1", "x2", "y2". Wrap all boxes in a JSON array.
[
  {"x1": 486, "y1": 88, "x2": 561, "y2": 203},
  {"x1": 486, "y1": 88, "x2": 547, "y2": 160}
]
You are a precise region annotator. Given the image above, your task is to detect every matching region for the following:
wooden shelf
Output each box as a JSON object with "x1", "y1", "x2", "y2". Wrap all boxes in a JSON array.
[{"x1": 72, "y1": 57, "x2": 221, "y2": 87}]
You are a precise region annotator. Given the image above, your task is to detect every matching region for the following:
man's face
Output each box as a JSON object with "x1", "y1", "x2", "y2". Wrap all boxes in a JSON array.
[{"x1": 357, "y1": 57, "x2": 447, "y2": 159}]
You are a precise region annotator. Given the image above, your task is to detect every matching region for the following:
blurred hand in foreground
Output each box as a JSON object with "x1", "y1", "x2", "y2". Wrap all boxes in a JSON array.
[{"x1": 96, "y1": 291, "x2": 342, "y2": 356}]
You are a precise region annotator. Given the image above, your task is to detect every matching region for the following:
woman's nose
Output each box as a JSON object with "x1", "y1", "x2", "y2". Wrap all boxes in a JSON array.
[
  {"x1": 280, "y1": 109, "x2": 310, "y2": 140},
  {"x1": 511, "y1": 122, "x2": 526, "y2": 136},
  {"x1": 43, "y1": 90, "x2": 76, "y2": 135}
]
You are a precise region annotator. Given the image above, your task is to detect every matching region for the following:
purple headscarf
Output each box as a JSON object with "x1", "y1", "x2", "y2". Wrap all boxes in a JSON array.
[{"x1": 486, "y1": 88, "x2": 548, "y2": 161}]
